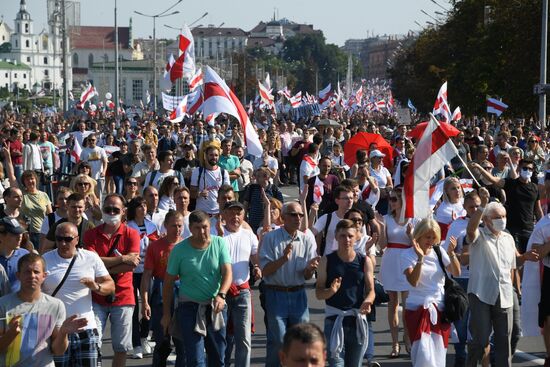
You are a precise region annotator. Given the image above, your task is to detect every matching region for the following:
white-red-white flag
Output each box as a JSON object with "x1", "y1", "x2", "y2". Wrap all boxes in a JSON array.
[
  {"x1": 318, "y1": 84, "x2": 333, "y2": 109},
  {"x1": 433, "y1": 82, "x2": 452, "y2": 123},
  {"x1": 487, "y1": 97, "x2": 508, "y2": 116},
  {"x1": 451, "y1": 106, "x2": 462, "y2": 121},
  {"x1": 170, "y1": 25, "x2": 196, "y2": 83},
  {"x1": 202, "y1": 66, "x2": 263, "y2": 156},
  {"x1": 402, "y1": 114, "x2": 459, "y2": 219},
  {"x1": 186, "y1": 89, "x2": 203, "y2": 115},
  {"x1": 290, "y1": 92, "x2": 302, "y2": 108},
  {"x1": 375, "y1": 100, "x2": 387, "y2": 111},
  {"x1": 278, "y1": 86, "x2": 292, "y2": 101},
  {"x1": 79, "y1": 83, "x2": 97, "y2": 106},
  {"x1": 313, "y1": 176, "x2": 324, "y2": 204},
  {"x1": 71, "y1": 136, "x2": 82, "y2": 163},
  {"x1": 189, "y1": 68, "x2": 204, "y2": 92},
  {"x1": 264, "y1": 73, "x2": 271, "y2": 90},
  {"x1": 169, "y1": 94, "x2": 189, "y2": 123},
  {"x1": 258, "y1": 81, "x2": 275, "y2": 110},
  {"x1": 164, "y1": 54, "x2": 176, "y2": 82}
]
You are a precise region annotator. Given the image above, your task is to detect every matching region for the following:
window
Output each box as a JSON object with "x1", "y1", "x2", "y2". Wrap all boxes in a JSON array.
[
  {"x1": 17, "y1": 24, "x2": 20, "y2": 33},
  {"x1": 23, "y1": 84, "x2": 26, "y2": 89},
  {"x1": 14, "y1": 73, "x2": 17, "y2": 78},
  {"x1": 4, "y1": 73, "x2": 7, "y2": 78},
  {"x1": 43, "y1": 56, "x2": 48, "y2": 65},
  {"x1": 104, "y1": 54, "x2": 108, "y2": 62},
  {"x1": 42, "y1": 35, "x2": 48, "y2": 50},
  {"x1": 132, "y1": 79, "x2": 143, "y2": 101},
  {"x1": 26, "y1": 56, "x2": 30, "y2": 62},
  {"x1": 25, "y1": 40, "x2": 29, "y2": 48},
  {"x1": 24, "y1": 23, "x2": 29, "y2": 33},
  {"x1": 88, "y1": 53, "x2": 94, "y2": 67},
  {"x1": 1, "y1": 36, "x2": 4, "y2": 41},
  {"x1": 15, "y1": 40, "x2": 18, "y2": 47},
  {"x1": 23, "y1": 73, "x2": 26, "y2": 79},
  {"x1": 44, "y1": 70, "x2": 49, "y2": 76},
  {"x1": 73, "y1": 53, "x2": 78, "y2": 66}
]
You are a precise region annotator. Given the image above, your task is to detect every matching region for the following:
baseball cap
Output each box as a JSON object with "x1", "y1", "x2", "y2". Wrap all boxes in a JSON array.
[
  {"x1": 223, "y1": 201, "x2": 245, "y2": 211},
  {"x1": 0, "y1": 217, "x2": 26, "y2": 235},
  {"x1": 369, "y1": 149, "x2": 386, "y2": 159}
]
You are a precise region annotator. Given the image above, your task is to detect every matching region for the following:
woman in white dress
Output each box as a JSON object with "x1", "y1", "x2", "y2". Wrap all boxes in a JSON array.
[
  {"x1": 378, "y1": 187, "x2": 416, "y2": 357},
  {"x1": 402, "y1": 218, "x2": 461, "y2": 366},
  {"x1": 434, "y1": 177, "x2": 466, "y2": 241}
]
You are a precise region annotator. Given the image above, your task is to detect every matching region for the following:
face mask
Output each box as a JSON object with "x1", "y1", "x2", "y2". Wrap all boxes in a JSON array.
[
  {"x1": 520, "y1": 169, "x2": 532, "y2": 180},
  {"x1": 491, "y1": 218, "x2": 507, "y2": 232},
  {"x1": 102, "y1": 213, "x2": 122, "y2": 226}
]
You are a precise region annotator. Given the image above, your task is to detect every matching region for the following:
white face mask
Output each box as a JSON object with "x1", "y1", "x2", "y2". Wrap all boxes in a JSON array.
[
  {"x1": 102, "y1": 213, "x2": 122, "y2": 226},
  {"x1": 520, "y1": 168, "x2": 532, "y2": 180},
  {"x1": 491, "y1": 218, "x2": 507, "y2": 232}
]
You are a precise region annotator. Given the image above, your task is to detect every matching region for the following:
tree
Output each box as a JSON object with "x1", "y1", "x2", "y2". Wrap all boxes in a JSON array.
[{"x1": 390, "y1": 0, "x2": 543, "y2": 117}]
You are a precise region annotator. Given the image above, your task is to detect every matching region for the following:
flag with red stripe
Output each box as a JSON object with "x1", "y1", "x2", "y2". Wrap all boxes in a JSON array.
[
  {"x1": 202, "y1": 66, "x2": 263, "y2": 157},
  {"x1": 486, "y1": 97, "x2": 508, "y2": 116},
  {"x1": 170, "y1": 25, "x2": 196, "y2": 83},
  {"x1": 433, "y1": 82, "x2": 452, "y2": 123},
  {"x1": 402, "y1": 114, "x2": 459, "y2": 219}
]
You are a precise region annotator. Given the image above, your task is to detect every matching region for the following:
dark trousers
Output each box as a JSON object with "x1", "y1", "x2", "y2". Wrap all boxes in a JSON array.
[{"x1": 132, "y1": 272, "x2": 150, "y2": 347}]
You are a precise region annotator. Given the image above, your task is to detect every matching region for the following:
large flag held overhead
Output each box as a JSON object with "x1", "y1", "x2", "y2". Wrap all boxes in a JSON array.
[
  {"x1": 170, "y1": 25, "x2": 196, "y2": 83},
  {"x1": 433, "y1": 82, "x2": 452, "y2": 123},
  {"x1": 164, "y1": 54, "x2": 175, "y2": 82},
  {"x1": 290, "y1": 92, "x2": 303, "y2": 108},
  {"x1": 202, "y1": 66, "x2": 263, "y2": 157},
  {"x1": 258, "y1": 80, "x2": 275, "y2": 110},
  {"x1": 402, "y1": 114, "x2": 459, "y2": 219},
  {"x1": 451, "y1": 106, "x2": 462, "y2": 121},
  {"x1": 169, "y1": 94, "x2": 189, "y2": 123},
  {"x1": 318, "y1": 84, "x2": 333, "y2": 109},
  {"x1": 487, "y1": 97, "x2": 508, "y2": 116},
  {"x1": 78, "y1": 83, "x2": 98, "y2": 108},
  {"x1": 188, "y1": 68, "x2": 204, "y2": 92}
]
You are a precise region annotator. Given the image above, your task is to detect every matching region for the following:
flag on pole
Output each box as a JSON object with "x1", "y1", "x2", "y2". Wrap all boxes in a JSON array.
[
  {"x1": 313, "y1": 176, "x2": 324, "y2": 204},
  {"x1": 402, "y1": 114, "x2": 459, "y2": 219},
  {"x1": 278, "y1": 87, "x2": 292, "y2": 101},
  {"x1": 264, "y1": 73, "x2": 271, "y2": 90},
  {"x1": 78, "y1": 83, "x2": 98, "y2": 108},
  {"x1": 163, "y1": 54, "x2": 176, "y2": 83},
  {"x1": 202, "y1": 66, "x2": 263, "y2": 157},
  {"x1": 258, "y1": 81, "x2": 275, "y2": 110},
  {"x1": 290, "y1": 92, "x2": 302, "y2": 108},
  {"x1": 70, "y1": 137, "x2": 82, "y2": 163},
  {"x1": 146, "y1": 90, "x2": 151, "y2": 105},
  {"x1": 407, "y1": 98, "x2": 417, "y2": 113},
  {"x1": 433, "y1": 82, "x2": 452, "y2": 123},
  {"x1": 170, "y1": 25, "x2": 196, "y2": 83},
  {"x1": 451, "y1": 106, "x2": 462, "y2": 121},
  {"x1": 189, "y1": 68, "x2": 204, "y2": 91},
  {"x1": 318, "y1": 84, "x2": 333, "y2": 109},
  {"x1": 186, "y1": 89, "x2": 204, "y2": 115},
  {"x1": 169, "y1": 94, "x2": 189, "y2": 123},
  {"x1": 487, "y1": 97, "x2": 508, "y2": 116}
]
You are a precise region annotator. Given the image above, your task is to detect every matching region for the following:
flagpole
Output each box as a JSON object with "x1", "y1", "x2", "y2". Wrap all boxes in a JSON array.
[{"x1": 429, "y1": 113, "x2": 481, "y2": 187}]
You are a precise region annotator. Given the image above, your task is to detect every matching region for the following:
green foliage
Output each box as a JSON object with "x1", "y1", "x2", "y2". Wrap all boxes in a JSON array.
[{"x1": 390, "y1": 0, "x2": 543, "y2": 116}]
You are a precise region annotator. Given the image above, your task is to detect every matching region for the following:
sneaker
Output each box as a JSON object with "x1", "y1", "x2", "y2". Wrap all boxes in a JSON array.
[
  {"x1": 132, "y1": 346, "x2": 143, "y2": 359},
  {"x1": 141, "y1": 338, "x2": 152, "y2": 355},
  {"x1": 369, "y1": 362, "x2": 381, "y2": 367}
]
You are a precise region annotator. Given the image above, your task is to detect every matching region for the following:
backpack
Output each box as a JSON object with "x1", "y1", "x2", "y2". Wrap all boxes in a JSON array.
[
  {"x1": 196, "y1": 166, "x2": 227, "y2": 190},
  {"x1": 319, "y1": 212, "x2": 333, "y2": 256}
]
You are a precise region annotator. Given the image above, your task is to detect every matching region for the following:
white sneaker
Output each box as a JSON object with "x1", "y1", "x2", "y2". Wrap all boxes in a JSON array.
[
  {"x1": 132, "y1": 346, "x2": 143, "y2": 359},
  {"x1": 141, "y1": 338, "x2": 152, "y2": 355}
]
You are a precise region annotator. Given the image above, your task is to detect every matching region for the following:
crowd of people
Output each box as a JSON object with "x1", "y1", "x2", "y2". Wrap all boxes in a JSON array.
[{"x1": 0, "y1": 105, "x2": 548, "y2": 367}]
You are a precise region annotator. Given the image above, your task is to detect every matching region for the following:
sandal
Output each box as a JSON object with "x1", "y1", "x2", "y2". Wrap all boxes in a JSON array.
[{"x1": 390, "y1": 343, "x2": 400, "y2": 358}]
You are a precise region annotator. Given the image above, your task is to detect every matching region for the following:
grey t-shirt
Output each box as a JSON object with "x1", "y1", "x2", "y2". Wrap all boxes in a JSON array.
[{"x1": 0, "y1": 293, "x2": 65, "y2": 367}]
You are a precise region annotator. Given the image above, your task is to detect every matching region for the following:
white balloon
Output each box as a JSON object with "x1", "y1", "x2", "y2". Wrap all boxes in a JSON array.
[
  {"x1": 105, "y1": 92, "x2": 112, "y2": 100},
  {"x1": 90, "y1": 104, "x2": 97, "y2": 112}
]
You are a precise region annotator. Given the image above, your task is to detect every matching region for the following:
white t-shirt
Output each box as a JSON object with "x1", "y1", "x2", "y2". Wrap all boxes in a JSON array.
[
  {"x1": 143, "y1": 169, "x2": 185, "y2": 190},
  {"x1": 370, "y1": 166, "x2": 391, "y2": 188},
  {"x1": 299, "y1": 159, "x2": 319, "y2": 192},
  {"x1": 80, "y1": 146, "x2": 107, "y2": 180},
  {"x1": 401, "y1": 247, "x2": 450, "y2": 310},
  {"x1": 159, "y1": 213, "x2": 191, "y2": 240},
  {"x1": 190, "y1": 167, "x2": 230, "y2": 214},
  {"x1": 40, "y1": 212, "x2": 63, "y2": 235},
  {"x1": 42, "y1": 249, "x2": 109, "y2": 329},
  {"x1": 313, "y1": 212, "x2": 345, "y2": 255},
  {"x1": 158, "y1": 195, "x2": 176, "y2": 211},
  {"x1": 222, "y1": 227, "x2": 259, "y2": 285},
  {"x1": 253, "y1": 156, "x2": 279, "y2": 184},
  {"x1": 442, "y1": 217, "x2": 470, "y2": 278},
  {"x1": 132, "y1": 160, "x2": 160, "y2": 179}
]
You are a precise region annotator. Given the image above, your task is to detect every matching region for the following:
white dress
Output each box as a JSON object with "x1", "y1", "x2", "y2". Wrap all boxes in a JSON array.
[
  {"x1": 379, "y1": 214, "x2": 416, "y2": 292},
  {"x1": 434, "y1": 200, "x2": 466, "y2": 241}
]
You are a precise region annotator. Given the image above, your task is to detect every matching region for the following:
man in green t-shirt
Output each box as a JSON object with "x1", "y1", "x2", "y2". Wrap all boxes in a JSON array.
[
  {"x1": 218, "y1": 139, "x2": 241, "y2": 194},
  {"x1": 161, "y1": 210, "x2": 232, "y2": 366}
]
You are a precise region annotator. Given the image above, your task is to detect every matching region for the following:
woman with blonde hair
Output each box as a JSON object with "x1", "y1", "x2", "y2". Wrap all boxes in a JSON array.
[
  {"x1": 402, "y1": 218, "x2": 461, "y2": 366},
  {"x1": 434, "y1": 177, "x2": 466, "y2": 241},
  {"x1": 70, "y1": 174, "x2": 102, "y2": 224}
]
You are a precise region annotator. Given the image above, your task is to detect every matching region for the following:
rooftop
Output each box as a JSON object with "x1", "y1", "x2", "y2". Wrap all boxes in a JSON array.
[
  {"x1": 0, "y1": 60, "x2": 31, "y2": 70},
  {"x1": 192, "y1": 27, "x2": 247, "y2": 38},
  {"x1": 69, "y1": 26, "x2": 131, "y2": 50}
]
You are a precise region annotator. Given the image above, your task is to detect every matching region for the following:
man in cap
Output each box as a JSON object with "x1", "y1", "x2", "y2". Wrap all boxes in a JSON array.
[{"x1": 0, "y1": 216, "x2": 29, "y2": 292}]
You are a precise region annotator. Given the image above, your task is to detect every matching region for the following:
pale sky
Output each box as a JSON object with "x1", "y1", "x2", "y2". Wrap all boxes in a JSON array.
[{"x1": 2, "y1": 0, "x2": 448, "y2": 46}]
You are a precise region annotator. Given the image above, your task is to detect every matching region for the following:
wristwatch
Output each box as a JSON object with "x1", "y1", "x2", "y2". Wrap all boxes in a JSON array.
[
  {"x1": 95, "y1": 283, "x2": 102, "y2": 293},
  {"x1": 218, "y1": 292, "x2": 226, "y2": 300}
]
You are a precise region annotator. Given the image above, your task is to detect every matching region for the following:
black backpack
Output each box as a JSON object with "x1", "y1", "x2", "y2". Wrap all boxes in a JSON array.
[{"x1": 433, "y1": 245, "x2": 469, "y2": 323}]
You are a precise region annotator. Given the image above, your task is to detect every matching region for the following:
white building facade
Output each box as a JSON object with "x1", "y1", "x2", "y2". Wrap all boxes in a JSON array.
[{"x1": 0, "y1": 59, "x2": 31, "y2": 91}]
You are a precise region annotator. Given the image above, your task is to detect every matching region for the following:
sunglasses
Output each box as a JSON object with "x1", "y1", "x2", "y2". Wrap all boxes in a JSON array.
[
  {"x1": 56, "y1": 235, "x2": 76, "y2": 243},
  {"x1": 103, "y1": 206, "x2": 122, "y2": 215},
  {"x1": 126, "y1": 181, "x2": 138, "y2": 186},
  {"x1": 529, "y1": 140, "x2": 537, "y2": 143},
  {"x1": 286, "y1": 212, "x2": 304, "y2": 218},
  {"x1": 77, "y1": 182, "x2": 90, "y2": 186},
  {"x1": 389, "y1": 197, "x2": 399, "y2": 202}
]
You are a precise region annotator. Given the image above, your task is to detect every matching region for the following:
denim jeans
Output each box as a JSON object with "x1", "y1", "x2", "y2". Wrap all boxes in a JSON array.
[
  {"x1": 176, "y1": 301, "x2": 227, "y2": 367},
  {"x1": 324, "y1": 316, "x2": 368, "y2": 367},
  {"x1": 453, "y1": 277, "x2": 469, "y2": 361},
  {"x1": 264, "y1": 287, "x2": 309, "y2": 367},
  {"x1": 150, "y1": 279, "x2": 185, "y2": 367},
  {"x1": 365, "y1": 320, "x2": 374, "y2": 362},
  {"x1": 225, "y1": 288, "x2": 251, "y2": 367},
  {"x1": 113, "y1": 175, "x2": 125, "y2": 195}
]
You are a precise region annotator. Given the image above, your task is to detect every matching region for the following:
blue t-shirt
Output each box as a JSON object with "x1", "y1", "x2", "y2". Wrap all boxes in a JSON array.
[
  {"x1": 39, "y1": 141, "x2": 56, "y2": 170},
  {"x1": 218, "y1": 154, "x2": 241, "y2": 191},
  {"x1": 0, "y1": 248, "x2": 30, "y2": 293},
  {"x1": 166, "y1": 235, "x2": 231, "y2": 302}
]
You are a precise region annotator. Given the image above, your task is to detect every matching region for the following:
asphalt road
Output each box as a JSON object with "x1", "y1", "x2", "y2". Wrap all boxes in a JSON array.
[{"x1": 99, "y1": 185, "x2": 546, "y2": 366}]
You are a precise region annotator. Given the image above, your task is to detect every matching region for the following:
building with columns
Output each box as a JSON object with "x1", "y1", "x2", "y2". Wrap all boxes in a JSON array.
[{"x1": 0, "y1": 0, "x2": 71, "y2": 93}]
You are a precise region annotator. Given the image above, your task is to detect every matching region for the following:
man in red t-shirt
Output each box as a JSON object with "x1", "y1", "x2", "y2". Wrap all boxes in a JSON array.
[
  {"x1": 83, "y1": 193, "x2": 140, "y2": 367},
  {"x1": 7, "y1": 129, "x2": 23, "y2": 181},
  {"x1": 141, "y1": 210, "x2": 185, "y2": 366}
]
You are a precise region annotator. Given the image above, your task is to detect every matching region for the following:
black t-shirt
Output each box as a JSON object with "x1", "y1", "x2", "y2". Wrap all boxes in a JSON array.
[
  {"x1": 174, "y1": 157, "x2": 199, "y2": 186},
  {"x1": 46, "y1": 218, "x2": 94, "y2": 247},
  {"x1": 0, "y1": 206, "x2": 31, "y2": 230},
  {"x1": 503, "y1": 178, "x2": 539, "y2": 231},
  {"x1": 352, "y1": 200, "x2": 375, "y2": 223},
  {"x1": 108, "y1": 151, "x2": 127, "y2": 177}
]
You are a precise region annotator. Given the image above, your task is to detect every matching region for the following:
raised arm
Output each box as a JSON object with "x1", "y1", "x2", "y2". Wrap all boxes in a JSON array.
[{"x1": 466, "y1": 187, "x2": 490, "y2": 244}]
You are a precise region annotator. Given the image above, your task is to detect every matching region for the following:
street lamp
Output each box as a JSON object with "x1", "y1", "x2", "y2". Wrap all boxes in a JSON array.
[
  {"x1": 164, "y1": 11, "x2": 209, "y2": 33},
  {"x1": 135, "y1": 0, "x2": 182, "y2": 113},
  {"x1": 421, "y1": 9, "x2": 441, "y2": 24}
]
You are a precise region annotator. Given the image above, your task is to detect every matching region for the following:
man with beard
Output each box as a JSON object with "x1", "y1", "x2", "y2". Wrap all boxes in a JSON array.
[{"x1": 190, "y1": 143, "x2": 230, "y2": 215}]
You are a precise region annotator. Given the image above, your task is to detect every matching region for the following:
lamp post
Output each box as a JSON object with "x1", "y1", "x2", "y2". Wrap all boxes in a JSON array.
[
  {"x1": 135, "y1": 0, "x2": 182, "y2": 114},
  {"x1": 540, "y1": 0, "x2": 548, "y2": 130}
]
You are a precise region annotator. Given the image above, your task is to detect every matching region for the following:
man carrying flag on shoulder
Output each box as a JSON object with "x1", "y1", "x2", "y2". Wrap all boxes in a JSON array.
[{"x1": 299, "y1": 144, "x2": 320, "y2": 193}]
